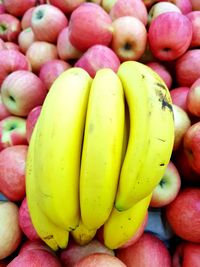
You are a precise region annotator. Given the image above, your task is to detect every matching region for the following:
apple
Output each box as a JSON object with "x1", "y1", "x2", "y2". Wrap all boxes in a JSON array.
[
  {"x1": 0, "y1": 201, "x2": 22, "y2": 260},
  {"x1": 0, "y1": 49, "x2": 30, "y2": 86},
  {"x1": 18, "y1": 197, "x2": 40, "y2": 241},
  {"x1": 146, "y1": 61, "x2": 172, "y2": 89},
  {"x1": 110, "y1": 16, "x2": 147, "y2": 62},
  {"x1": 101, "y1": 0, "x2": 117, "y2": 13},
  {"x1": 0, "y1": 0, "x2": 5, "y2": 15},
  {"x1": 187, "y1": 77, "x2": 200, "y2": 117},
  {"x1": 4, "y1": 42, "x2": 19, "y2": 51},
  {"x1": 150, "y1": 161, "x2": 181, "y2": 208},
  {"x1": 74, "y1": 44, "x2": 120, "y2": 78},
  {"x1": 1, "y1": 70, "x2": 47, "y2": 117},
  {"x1": 0, "y1": 13, "x2": 21, "y2": 42},
  {"x1": 148, "y1": 12, "x2": 192, "y2": 61},
  {"x1": 26, "y1": 41, "x2": 58, "y2": 73},
  {"x1": 0, "y1": 93, "x2": 11, "y2": 121},
  {"x1": 57, "y1": 27, "x2": 82, "y2": 61},
  {"x1": 21, "y1": 7, "x2": 35, "y2": 30},
  {"x1": 186, "y1": 11, "x2": 200, "y2": 48},
  {"x1": 18, "y1": 27, "x2": 36, "y2": 54},
  {"x1": 172, "y1": 241, "x2": 200, "y2": 267},
  {"x1": 190, "y1": 0, "x2": 200, "y2": 11},
  {"x1": 31, "y1": 4, "x2": 68, "y2": 43},
  {"x1": 26, "y1": 105, "x2": 41, "y2": 143},
  {"x1": 170, "y1": 87, "x2": 189, "y2": 112},
  {"x1": 48, "y1": 0, "x2": 85, "y2": 14},
  {"x1": 116, "y1": 232, "x2": 172, "y2": 267},
  {"x1": 166, "y1": 187, "x2": 200, "y2": 243},
  {"x1": 0, "y1": 38, "x2": 5, "y2": 50},
  {"x1": 109, "y1": 0, "x2": 148, "y2": 26},
  {"x1": 19, "y1": 240, "x2": 53, "y2": 255},
  {"x1": 68, "y1": 3, "x2": 113, "y2": 52},
  {"x1": 3, "y1": 0, "x2": 36, "y2": 17},
  {"x1": 169, "y1": 0, "x2": 192, "y2": 14},
  {"x1": 175, "y1": 49, "x2": 200, "y2": 87},
  {"x1": 39, "y1": 59, "x2": 71, "y2": 90}
]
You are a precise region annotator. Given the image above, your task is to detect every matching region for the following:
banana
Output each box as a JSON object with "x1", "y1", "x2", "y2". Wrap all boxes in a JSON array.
[
  {"x1": 115, "y1": 61, "x2": 174, "y2": 211},
  {"x1": 26, "y1": 125, "x2": 69, "y2": 251},
  {"x1": 33, "y1": 67, "x2": 92, "y2": 231},
  {"x1": 80, "y1": 68, "x2": 125, "y2": 230},
  {"x1": 103, "y1": 194, "x2": 152, "y2": 250}
]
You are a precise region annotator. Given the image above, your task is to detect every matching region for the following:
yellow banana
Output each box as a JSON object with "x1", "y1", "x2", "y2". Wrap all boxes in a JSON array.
[
  {"x1": 33, "y1": 67, "x2": 92, "y2": 231},
  {"x1": 26, "y1": 125, "x2": 69, "y2": 251},
  {"x1": 80, "y1": 68, "x2": 125, "y2": 230},
  {"x1": 103, "y1": 194, "x2": 152, "y2": 249},
  {"x1": 115, "y1": 61, "x2": 174, "y2": 211}
]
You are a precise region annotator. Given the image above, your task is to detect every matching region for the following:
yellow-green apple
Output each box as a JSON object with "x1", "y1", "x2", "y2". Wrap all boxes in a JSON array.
[
  {"x1": 0, "y1": 145, "x2": 28, "y2": 201},
  {"x1": 26, "y1": 41, "x2": 58, "y2": 73},
  {"x1": 110, "y1": 16, "x2": 147, "y2": 62},
  {"x1": 18, "y1": 197, "x2": 40, "y2": 241},
  {"x1": 48, "y1": 0, "x2": 85, "y2": 14},
  {"x1": 172, "y1": 104, "x2": 191, "y2": 151},
  {"x1": 0, "y1": 201, "x2": 22, "y2": 260},
  {"x1": 187, "y1": 77, "x2": 200, "y2": 117},
  {"x1": 21, "y1": 7, "x2": 35, "y2": 30},
  {"x1": 101, "y1": 0, "x2": 117, "y2": 13},
  {"x1": 172, "y1": 241, "x2": 200, "y2": 267},
  {"x1": 150, "y1": 161, "x2": 181, "y2": 208},
  {"x1": 26, "y1": 105, "x2": 41, "y2": 143},
  {"x1": 18, "y1": 28, "x2": 36, "y2": 54},
  {"x1": 186, "y1": 11, "x2": 200, "y2": 48},
  {"x1": 0, "y1": 49, "x2": 30, "y2": 86},
  {"x1": 60, "y1": 239, "x2": 114, "y2": 267},
  {"x1": 170, "y1": 87, "x2": 189, "y2": 112},
  {"x1": 175, "y1": 49, "x2": 200, "y2": 87},
  {"x1": 166, "y1": 187, "x2": 200, "y2": 242},
  {"x1": 68, "y1": 3, "x2": 113, "y2": 52},
  {"x1": 0, "y1": 93, "x2": 11, "y2": 120},
  {"x1": 1, "y1": 70, "x2": 47, "y2": 117},
  {"x1": 0, "y1": 116, "x2": 27, "y2": 150},
  {"x1": 74, "y1": 44, "x2": 120, "y2": 78},
  {"x1": 116, "y1": 232, "x2": 172, "y2": 267},
  {"x1": 3, "y1": 0, "x2": 36, "y2": 17},
  {"x1": 0, "y1": 13, "x2": 21, "y2": 42},
  {"x1": 31, "y1": 4, "x2": 68, "y2": 43},
  {"x1": 190, "y1": 0, "x2": 200, "y2": 11},
  {"x1": 146, "y1": 61, "x2": 172, "y2": 89},
  {"x1": 148, "y1": 12, "x2": 192, "y2": 61},
  {"x1": 57, "y1": 27, "x2": 82, "y2": 61},
  {"x1": 39, "y1": 59, "x2": 71, "y2": 90},
  {"x1": 109, "y1": 0, "x2": 148, "y2": 26}
]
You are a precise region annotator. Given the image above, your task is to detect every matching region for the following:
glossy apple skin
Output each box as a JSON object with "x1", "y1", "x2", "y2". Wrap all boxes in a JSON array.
[
  {"x1": 187, "y1": 77, "x2": 200, "y2": 117},
  {"x1": 170, "y1": 87, "x2": 189, "y2": 112},
  {"x1": 48, "y1": 0, "x2": 85, "y2": 14},
  {"x1": 166, "y1": 187, "x2": 200, "y2": 243},
  {"x1": 186, "y1": 11, "x2": 200, "y2": 48},
  {"x1": 68, "y1": 3, "x2": 113, "y2": 52},
  {"x1": 148, "y1": 12, "x2": 192, "y2": 61},
  {"x1": 18, "y1": 27, "x2": 36, "y2": 54},
  {"x1": 0, "y1": 13, "x2": 21, "y2": 42},
  {"x1": 3, "y1": 0, "x2": 36, "y2": 17},
  {"x1": 175, "y1": 49, "x2": 200, "y2": 87},
  {"x1": 111, "y1": 16, "x2": 147, "y2": 62},
  {"x1": 26, "y1": 106, "x2": 41, "y2": 143},
  {"x1": 75, "y1": 44, "x2": 120, "y2": 78},
  {"x1": 116, "y1": 232, "x2": 172, "y2": 267},
  {"x1": 21, "y1": 7, "x2": 35, "y2": 30}
]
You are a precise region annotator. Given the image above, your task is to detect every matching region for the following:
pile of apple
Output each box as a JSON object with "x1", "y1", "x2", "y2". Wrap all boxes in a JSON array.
[{"x1": 0, "y1": 0, "x2": 200, "y2": 266}]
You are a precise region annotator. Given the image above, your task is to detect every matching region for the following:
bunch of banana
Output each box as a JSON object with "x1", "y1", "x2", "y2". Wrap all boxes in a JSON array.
[{"x1": 26, "y1": 61, "x2": 174, "y2": 251}]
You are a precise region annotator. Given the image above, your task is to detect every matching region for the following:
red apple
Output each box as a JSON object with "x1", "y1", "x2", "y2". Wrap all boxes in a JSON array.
[
  {"x1": 48, "y1": 0, "x2": 85, "y2": 14},
  {"x1": 1, "y1": 70, "x2": 47, "y2": 117},
  {"x1": 187, "y1": 77, "x2": 200, "y2": 117},
  {"x1": 186, "y1": 11, "x2": 200, "y2": 48},
  {"x1": 26, "y1": 41, "x2": 58, "y2": 73},
  {"x1": 0, "y1": 201, "x2": 22, "y2": 260},
  {"x1": 102, "y1": 0, "x2": 117, "y2": 13},
  {"x1": 21, "y1": 7, "x2": 35, "y2": 30},
  {"x1": 0, "y1": 0, "x2": 5, "y2": 14},
  {"x1": 175, "y1": 49, "x2": 200, "y2": 87},
  {"x1": 0, "y1": 49, "x2": 30, "y2": 86},
  {"x1": 57, "y1": 27, "x2": 82, "y2": 61},
  {"x1": 171, "y1": 0, "x2": 192, "y2": 14},
  {"x1": 68, "y1": 3, "x2": 113, "y2": 52},
  {"x1": 0, "y1": 13, "x2": 21, "y2": 42},
  {"x1": 109, "y1": 0, "x2": 148, "y2": 26},
  {"x1": 74, "y1": 44, "x2": 120, "y2": 78},
  {"x1": 190, "y1": 0, "x2": 200, "y2": 11},
  {"x1": 3, "y1": 0, "x2": 36, "y2": 17},
  {"x1": 0, "y1": 38, "x2": 5, "y2": 50},
  {"x1": 18, "y1": 27, "x2": 36, "y2": 54},
  {"x1": 26, "y1": 105, "x2": 41, "y2": 143},
  {"x1": 170, "y1": 87, "x2": 189, "y2": 112},
  {"x1": 166, "y1": 187, "x2": 200, "y2": 243},
  {"x1": 39, "y1": 59, "x2": 71, "y2": 90},
  {"x1": 148, "y1": 12, "x2": 192, "y2": 61},
  {"x1": 4, "y1": 42, "x2": 19, "y2": 51},
  {"x1": 0, "y1": 93, "x2": 11, "y2": 120},
  {"x1": 19, "y1": 240, "x2": 52, "y2": 255},
  {"x1": 111, "y1": 16, "x2": 147, "y2": 62},
  {"x1": 31, "y1": 4, "x2": 68, "y2": 43},
  {"x1": 116, "y1": 232, "x2": 172, "y2": 267},
  {"x1": 150, "y1": 161, "x2": 181, "y2": 207}
]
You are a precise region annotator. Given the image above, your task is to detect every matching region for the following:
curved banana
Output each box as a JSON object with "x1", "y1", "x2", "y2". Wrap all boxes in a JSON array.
[
  {"x1": 80, "y1": 68, "x2": 125, "y2": 230},
  {"x1": 115, "y1": 61, "x2": 174, "y2": 211},
  {"x1": 33, "y1": 68, "x2": 92, "y2": 231},
  {"x1": 103, "y1": 194, "x2": 152, "y2": 249},
  {"x1": 26, "y1": 125, "x2": 69, "y2": 251}
]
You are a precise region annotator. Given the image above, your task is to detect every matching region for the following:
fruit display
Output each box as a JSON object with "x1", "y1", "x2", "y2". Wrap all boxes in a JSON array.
[{"x1": 0, "y1": 0, "x2": 200, "y2": 266}]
